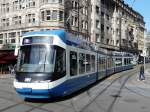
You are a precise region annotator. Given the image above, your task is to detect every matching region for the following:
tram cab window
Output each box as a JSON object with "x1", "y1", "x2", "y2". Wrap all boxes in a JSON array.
[
  {"x1": 70, "y1": 51, "x2": 78, "y2": 76},
  {"x1": 91, "y1": 55, "x2": 95, "y2": 72},
  {"x1": 79, "y1": 53, "x2": 85, "y2": 74},
  {"x1": 86, "y1": 54, "x2": 91, "y2": 72}
]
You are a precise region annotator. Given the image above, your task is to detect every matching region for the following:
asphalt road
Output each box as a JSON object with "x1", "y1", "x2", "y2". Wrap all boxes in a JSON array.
[{"x1": 0, "y1": 64, "x2": 150, "y2": 112}]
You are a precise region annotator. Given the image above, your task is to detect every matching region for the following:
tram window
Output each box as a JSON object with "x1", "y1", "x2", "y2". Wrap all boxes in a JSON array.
[
  {"x1": 98, "y1": 57, "x2": 105, "y2": 70},
  {"x1": 124, "y1": 58, "x2": 128, "y2": 65},
  {"x1": 107, "y1": 58, "x2": 113, "y2": 68},
  {"x1": 70, "y1": 51, "x2": 78, "y2": 76},
  {"x1": 91, "y1": 55, "x2": 95, "y2": 72},
  {"x1": 54, "y1": 46, "x2": 66, "y2": 79},
  {"x1": 102, "y1": 58, "x2": 106, "y2": 70},
  {"x1": 129, "y1": 58, "x2": 132, "y2": 64},
  {"x1": 107, "y1": 58, "x2": 111, "y2": 68},
  {"x1": 79, "y1": 53, "x2": 85, "y2": 74},
  {"x1": 115, "y1": 58, "x2": 122, "y2": 66},
  {"x1": 86, "y1": 54, "x2": 91, "y2": 72}
]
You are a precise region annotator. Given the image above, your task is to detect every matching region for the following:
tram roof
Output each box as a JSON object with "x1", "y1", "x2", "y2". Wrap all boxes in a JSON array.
[
  {"x1": 23, "y1": 30, "x2": 66, "y2": 41},
  {"x1": 23, "y1": 30, "x2": 83, "y2": 45}
]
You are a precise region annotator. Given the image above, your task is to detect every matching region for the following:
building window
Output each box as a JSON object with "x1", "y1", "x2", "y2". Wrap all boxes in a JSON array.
[
  {"x1": 1, "y1": 3, "x2": 9, "y2": 13},
  {"x1": 26, "y1": 14, "x2": 35, "y2": 23},
  {"x1": 96, "y1": 20, "x2": 100, "y2": 29},
  {"x1": 59, "y1": 11, "x2": 64, "y2": 21},
  {"x1": 82, "y1": 7, "x2": 88, "y2": 15},
  {"x1": 101, "y1": 36, "x2": 104, "y2": 43},
  {"x1": 96, "y1": 34, "x2": 100, "y2": 42},
  {"x1": 75, "y1": 17, "x2": 78, "y2": 27},
  {"x1": 0, "y1": 34, "x2": 3, "y2": 44},
  {"x1": 107, "y1": 26, "x2": 109, "y2": 32},
  {"x1": 12, "y1": 16, "x2": 22, "y2": 25},
  {"x1": 101, "y1": 24, "x2": 104, "y2": 32},
  {"x1": 6, "y1": 18, "x2": 9, "y2": 26},
  {"x1": 46, "y1": 10, "x2": 51, "y2": 20},
  {"x1": 41, "y1": 10, "x2": 63, "y2": 21},
  {"x1": 96, "y1": 6, "x2": 99, "y2": 14},
  {"x1": 41, "y1": 0, "x2": 64, "y2": 4},
  {"x1": 26, "y1": 0, "x2": 35, "y2": 8},
  {"x1": 101, "y1": 12, "x2": 104, "y2": 17},
  {"x1": 8, "y1": 32, "x2": 16, "y2": 44},
  {"x1": 107, "y1": 39, "x2": 109, "y2": 44},
  {"x1": 13, "y1": 0, "x2": 22, "y2": 11},
  {"x1": 106, "y1": 14, "x2": 109, "y2": 20},
  {"x1": 41, "y1": 11, "x2": 45, "y2": 21},
  {"x1": 52, "y1": 10, "x2": 58, "y2": 20}
]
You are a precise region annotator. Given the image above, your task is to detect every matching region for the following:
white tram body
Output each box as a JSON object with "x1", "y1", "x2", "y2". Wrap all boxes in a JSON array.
[{"x1": 14, "y1": 30, "x2": 134, "y2": 99}]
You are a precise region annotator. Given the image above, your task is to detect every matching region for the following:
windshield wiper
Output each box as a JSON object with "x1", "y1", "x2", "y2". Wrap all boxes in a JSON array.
[{"x1": 44, "y1": 52, "x2": 47, "y2": 72}]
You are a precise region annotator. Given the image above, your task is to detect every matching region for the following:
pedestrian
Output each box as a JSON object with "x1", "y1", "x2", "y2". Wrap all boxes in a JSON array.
[{"x1": 139, "y1": 63, "x2": 145, "y2": 81}]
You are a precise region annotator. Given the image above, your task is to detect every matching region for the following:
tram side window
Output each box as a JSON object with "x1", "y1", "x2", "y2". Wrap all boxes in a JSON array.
[
  {"x1": 124, "y1": 58, "x2": 128, "y2": 65},
  {"x1": 107, "y1": 58, "x2": 112, "y2": 69},
  {"x1": 79, "y1": 53, "x2": 85, "y2": 74},
  {"x1": 99, "y1": 57, "x2": 105, "y2": 71},
  {"x1": 91, "y1": 55, "x2": 95, "y2": 72},
  {"x1": 86, "y1": 54, "x2": 91, "y2": 72},
  {"x1": 54, "y1": 47, "x2": 66, "y2": 79},
  {"x1": 70, "y1": 51, "x2": 78, "y2": 76},
  {"x1": 129, "y1": 58, "x2": 132, "y2": 64},
  {"x1": 115, "y1": 58, "x2": 122, "y2": 66}
]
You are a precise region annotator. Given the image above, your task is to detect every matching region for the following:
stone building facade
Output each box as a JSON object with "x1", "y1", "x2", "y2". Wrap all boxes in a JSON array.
[{"x1": 90, "y1": 0, "x2": 145, "y2": 52}]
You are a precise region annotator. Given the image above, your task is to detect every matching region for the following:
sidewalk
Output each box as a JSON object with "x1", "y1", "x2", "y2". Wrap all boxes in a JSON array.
[
  {"x1": 0, "y1": 74, "x2": 14, "y2": 79},
  {"x1": 126, "y1": 66, "x2": 150, "y2": 98}
]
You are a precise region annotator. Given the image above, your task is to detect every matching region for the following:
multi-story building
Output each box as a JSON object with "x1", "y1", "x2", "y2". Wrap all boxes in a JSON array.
[
  {"x1": 111, "y1": 0, "x2": 145, "y2": 53},
  {"x1": 90, "y1": 0, "x2": 145, "y2": 52}
]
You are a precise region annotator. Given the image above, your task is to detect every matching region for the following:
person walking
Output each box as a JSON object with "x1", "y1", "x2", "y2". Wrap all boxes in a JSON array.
[{"x1": 139, "y1": 63, "x2": 145, "y2": 81}]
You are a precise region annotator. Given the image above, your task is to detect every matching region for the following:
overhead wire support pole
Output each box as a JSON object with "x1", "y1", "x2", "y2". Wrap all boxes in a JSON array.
[
  {"x1": 143, "y1": 30, "x2": 147, "y2": 73},
  {"x1": 78, "y1": 0, "x2": 80, "y2": 38}
]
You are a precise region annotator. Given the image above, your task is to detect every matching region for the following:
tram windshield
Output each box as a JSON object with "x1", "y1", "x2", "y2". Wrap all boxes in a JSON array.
[{"x1": 16, "y1": 45, "x2": 66, "y2": 73}]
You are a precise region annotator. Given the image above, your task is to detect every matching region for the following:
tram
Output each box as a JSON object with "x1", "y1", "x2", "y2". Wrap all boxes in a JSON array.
[{"x1": 13, "y1": 30, "x2": 134, "y2": 99}]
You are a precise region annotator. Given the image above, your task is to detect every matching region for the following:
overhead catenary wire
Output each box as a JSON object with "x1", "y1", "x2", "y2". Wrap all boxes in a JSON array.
[{"x1": 132, "y1": 0, "x2": 136, "y2": 7}]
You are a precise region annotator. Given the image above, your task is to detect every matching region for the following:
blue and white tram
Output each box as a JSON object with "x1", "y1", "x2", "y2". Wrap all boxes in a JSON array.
[{"x1": 14, "y1": 30, "x2": 134, "y2": 99}]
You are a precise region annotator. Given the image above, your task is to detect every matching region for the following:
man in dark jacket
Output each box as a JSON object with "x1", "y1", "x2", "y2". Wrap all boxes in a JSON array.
[{"x1": 139, "y1": 63, "x2": 145, "y2": 80}]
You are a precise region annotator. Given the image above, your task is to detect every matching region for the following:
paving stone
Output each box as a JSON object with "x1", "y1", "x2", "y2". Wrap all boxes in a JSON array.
[{"x1": 2, "y1": 104, "x2": 33, "y2": 112}]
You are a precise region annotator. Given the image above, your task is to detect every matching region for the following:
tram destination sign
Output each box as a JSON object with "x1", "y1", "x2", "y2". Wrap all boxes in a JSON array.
[{"x1": 23, "y1": 36, "x2": 53, "y2": 45}]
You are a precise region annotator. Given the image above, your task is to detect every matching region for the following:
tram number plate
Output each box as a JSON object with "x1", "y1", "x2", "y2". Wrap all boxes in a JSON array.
[{"x1": 25, "y1": 78, "x2": 31, "y2": 82}]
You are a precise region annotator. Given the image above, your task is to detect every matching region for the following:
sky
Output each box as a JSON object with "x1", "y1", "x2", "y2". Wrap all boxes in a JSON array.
[{"x1": 124, "y1": 0, "x2": 150, "y2": 31}]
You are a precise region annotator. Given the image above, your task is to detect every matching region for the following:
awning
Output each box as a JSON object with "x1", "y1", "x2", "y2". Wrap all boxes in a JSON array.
[
  {"x1": 0, "y1": 60, "x2": 8, "y2": 64},
  {"x1": 0, "y1": 51, "x2": 17, "y2": 64},
  {"x1": 2, "y1": 53, "x2": 17, "y2": 61}
]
